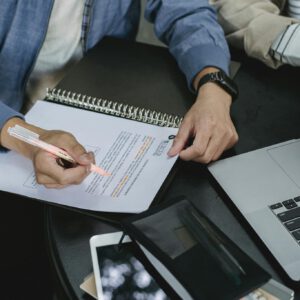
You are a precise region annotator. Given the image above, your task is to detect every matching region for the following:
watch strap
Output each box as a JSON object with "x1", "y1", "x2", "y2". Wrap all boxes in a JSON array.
[{"x1": 196, "y1": 71, "x2": 239, "y2": 101}]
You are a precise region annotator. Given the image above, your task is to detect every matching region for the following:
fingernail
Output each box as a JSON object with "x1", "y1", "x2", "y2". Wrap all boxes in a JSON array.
[
  {"x1": 79, "y1": 153, "x2": 91, "y2": 163},
  {"x1": 86, "y1": 166, "x2": 91, "y2": 175},
  {"x1": 88, "y1": 151, "x2": 95, "y2": 161},
  {"x1": 167, "y1": 147, "x2": 175, "y2": 157}
]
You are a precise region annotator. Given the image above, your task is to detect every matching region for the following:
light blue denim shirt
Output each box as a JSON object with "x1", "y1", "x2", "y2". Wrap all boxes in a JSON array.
[{"x1": 0, "y1": 0, "x2": 230, "y2": 131}]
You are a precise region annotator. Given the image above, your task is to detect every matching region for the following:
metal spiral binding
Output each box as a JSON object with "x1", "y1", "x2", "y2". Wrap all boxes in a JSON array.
[{"x1": 45, "y1": 88, "x2": 183, "y2": 128}]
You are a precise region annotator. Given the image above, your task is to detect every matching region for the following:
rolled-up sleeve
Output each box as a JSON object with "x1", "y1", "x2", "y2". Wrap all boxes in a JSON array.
[
  {"x1": 0, "y1": 101, "x2": 23, "y2": 130},
  {"x1": 145, "y1": 0, "x2": 230, "y2": 90},
  {"x1": 0, "y1": 101, "x2": 24, "y2": 151}
]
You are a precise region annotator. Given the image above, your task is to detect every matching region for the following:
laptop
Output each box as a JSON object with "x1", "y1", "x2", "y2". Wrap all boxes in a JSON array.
[{"x1": 208, "y1": 139, "x2": 300, "y2": 282}]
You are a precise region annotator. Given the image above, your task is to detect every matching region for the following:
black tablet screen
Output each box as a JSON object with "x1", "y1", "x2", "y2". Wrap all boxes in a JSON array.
[{"x1": 96, "y1": 243, "x2": 170, "y2": 300}]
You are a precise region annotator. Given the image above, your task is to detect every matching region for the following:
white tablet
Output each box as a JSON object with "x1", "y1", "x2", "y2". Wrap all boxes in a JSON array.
[{"x1": 89, "y1": 231, "x2": 170, "y2": 300}]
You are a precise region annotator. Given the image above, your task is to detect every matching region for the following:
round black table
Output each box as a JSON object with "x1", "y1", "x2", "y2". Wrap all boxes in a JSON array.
[
  {"x1": 45, "y1": 46, "x2": 300, "y2": 299},
  {"x1": 45, "y1": 159, "x2": 299, "y2": 299}
]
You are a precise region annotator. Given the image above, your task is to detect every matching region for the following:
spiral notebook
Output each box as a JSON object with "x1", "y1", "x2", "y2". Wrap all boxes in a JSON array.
[
  {"x1": 45, "y1": 88, "x2": 183, "y2": 128},
  {"x1": 43, "y1": 38, "x2": 193, "y2": 221},
  {"x1": 0, "y1": 38, "x2": 193, "y2": 222},
  {"x1": 0, "y1": 98, "x2": 179, "y2": 215}
]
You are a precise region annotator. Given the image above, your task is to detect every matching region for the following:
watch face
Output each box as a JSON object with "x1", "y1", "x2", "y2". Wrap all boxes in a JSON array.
[
  {"x1": 212, "y1": 71, "x2": 225, "y2": 81},
  {"x1": 206, "y1": 71, "x2": 222, "y2": 83}
]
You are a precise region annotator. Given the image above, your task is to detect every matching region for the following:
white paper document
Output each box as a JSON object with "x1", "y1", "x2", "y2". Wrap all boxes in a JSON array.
[{"x1": 0, "y1": 101, "x2": 178, "y2": 213}]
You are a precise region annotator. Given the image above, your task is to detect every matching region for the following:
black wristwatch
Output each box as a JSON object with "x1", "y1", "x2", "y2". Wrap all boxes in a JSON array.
[{"x1": 196, "y1": 70, "x2": 239, "y2": 101}]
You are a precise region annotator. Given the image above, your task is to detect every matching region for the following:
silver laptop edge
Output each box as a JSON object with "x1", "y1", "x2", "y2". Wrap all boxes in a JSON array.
[{"x1": 208, "y1": 139, "x2": 300, "y2": 281}]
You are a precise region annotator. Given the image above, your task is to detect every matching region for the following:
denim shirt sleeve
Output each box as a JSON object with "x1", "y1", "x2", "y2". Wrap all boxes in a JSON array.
[
  {"x1": 0, "y1": 101, "x2": 24, "y2": 152},
  {"x1": 145, "y1": 0, "x2": 230, "y2": 90}
]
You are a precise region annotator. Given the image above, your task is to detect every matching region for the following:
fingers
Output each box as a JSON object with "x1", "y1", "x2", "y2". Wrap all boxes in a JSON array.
[
  {"x1": 37, "y1": 175, "x2": 65, "y2": 189},
  {"x1": 179, "y1": 129, "x2": 210, "y2": 161},
  {"x1": 167, "y1": 119, "x2": 192, "y2": 157},
  {"x1": 211, "y1": 125, "x2": 238, "y2": 161},
  {"x1": 78, "y1": 151, "x2": 95, "y2": 165},
  {"x1": 173, "y1": 86, "x2": 238, "y2": 164},
  {"x1": 46, "y1": 132, "x2": 94, "y2": 166},
  {"x1": 67, "y1": 143, "x2": 94, "y2": 166},
  {"x1": 33, "y1": 130, "x2": 97, "y2": 188},
  {"x1": 180, "y1": 123, "x2": 238, "y2": 163},
  {"x1": 44, "y1": 184, "x2": 65, "y2": 189},
  {"x1": 34, "y1": 152, "x2": 91, "y2": 188}
]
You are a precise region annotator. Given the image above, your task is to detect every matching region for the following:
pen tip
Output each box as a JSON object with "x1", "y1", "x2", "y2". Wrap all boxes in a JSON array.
[{"x1": 90, "y1": 164, "x2": 110, "y2": 176}]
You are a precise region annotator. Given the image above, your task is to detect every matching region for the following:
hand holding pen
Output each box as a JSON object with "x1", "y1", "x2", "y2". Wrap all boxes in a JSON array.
[{"x1": 1, "y1": 118, "x2": 109, "y2": 189}]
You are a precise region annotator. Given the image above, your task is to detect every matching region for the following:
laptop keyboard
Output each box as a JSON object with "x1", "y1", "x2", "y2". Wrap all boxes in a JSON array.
[{"x1": 270, "y1": 196, "x2": 300, "y2": 244}]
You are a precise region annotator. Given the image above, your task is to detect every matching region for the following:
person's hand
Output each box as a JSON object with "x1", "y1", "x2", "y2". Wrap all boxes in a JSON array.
[
  {"x1": 31, "y1": 129, "x2": 95, "y2": 188},
  {"x1": 168, "y1": 71, "x2": 238, "y2": 163},
  {"x1": 1, "y1": 118, "x2": 95, "y2": 188}
]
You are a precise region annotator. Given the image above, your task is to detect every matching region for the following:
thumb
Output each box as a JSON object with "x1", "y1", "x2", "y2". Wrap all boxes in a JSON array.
[
  {"x1": 64, "y1": 141, "x2": 93, "y2": 166},
  {"x1": 167, "y1": 121, "x2": 192, "y2": 157},
  {"x1": 77, "y1": 151, "x2": 95, "y2": 166}
]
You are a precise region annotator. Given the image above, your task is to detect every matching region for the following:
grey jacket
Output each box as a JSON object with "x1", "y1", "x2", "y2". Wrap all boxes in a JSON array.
[{"x1": 211, "y1": 0, "x2": 299, "y2": 68}]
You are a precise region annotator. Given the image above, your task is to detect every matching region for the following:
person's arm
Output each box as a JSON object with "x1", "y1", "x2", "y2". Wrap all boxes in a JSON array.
[
  {"x1": 0, "y1": 102, "x2": 24, "y2": 143},
  {"x1": 211, "y1": 0, "x2": 299, "y2": 68},
  {"x1": 0, "y1": 111, "x2": 94, "y2": 188},
  {"x1": 168, "y1": 66, "x2": 238, "y2": 163},
  {"x1": 145, "y1": 0, "x2": 230, "y2": 89},
  {"x1": 145, "y1": 0, "x2": 237, "y2": 163}
]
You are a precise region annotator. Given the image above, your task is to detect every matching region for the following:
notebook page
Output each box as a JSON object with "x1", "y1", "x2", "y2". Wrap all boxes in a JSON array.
[{"x1": 0, "y1": 101, "x2": 178, "y2": 213}]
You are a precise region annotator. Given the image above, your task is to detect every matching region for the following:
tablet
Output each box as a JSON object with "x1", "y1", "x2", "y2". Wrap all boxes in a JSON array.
[{"x1": 90, "y1": 231, "x2": 170, "y2": 300}]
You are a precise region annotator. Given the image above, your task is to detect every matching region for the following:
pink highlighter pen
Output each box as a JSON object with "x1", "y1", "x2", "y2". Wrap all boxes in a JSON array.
[{"x1": 8, "y1": 124, "x2": 110, "y2": 176}]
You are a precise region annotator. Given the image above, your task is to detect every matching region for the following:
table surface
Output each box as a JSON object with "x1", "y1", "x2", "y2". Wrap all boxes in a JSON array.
[{"x1": 45, "y1": 41, "x2": 300, "y2": 299}]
